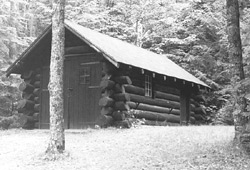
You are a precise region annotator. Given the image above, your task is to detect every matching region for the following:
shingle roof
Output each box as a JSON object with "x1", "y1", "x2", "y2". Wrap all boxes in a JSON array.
[
  {"x1": 65, "y1": 21, "x2": 209, "y2": 88},
  {"x1": 6, "y1": 20, "x2": 209, "y2": 88}
]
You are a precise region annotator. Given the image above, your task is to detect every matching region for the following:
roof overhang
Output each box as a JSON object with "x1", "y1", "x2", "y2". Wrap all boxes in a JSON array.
[
  {"x1": 6, "y1": 25, "x2": 52, "y2": 77},
  {"x1": 6, "y1": 20, "x2": 210, "y2": 90},
  {"x1": 64, "y1": 22, "x2": 119, "y2": 68}
]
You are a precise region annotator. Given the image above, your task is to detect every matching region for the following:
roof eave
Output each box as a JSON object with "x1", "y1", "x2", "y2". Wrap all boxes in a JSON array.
[{"x1": 65, "y1": 22, "x2": 119, "y2": 68}]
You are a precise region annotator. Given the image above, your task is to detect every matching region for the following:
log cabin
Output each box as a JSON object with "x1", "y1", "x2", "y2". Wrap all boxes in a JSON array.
[{"x1": 6, "y1": 20, "x2": 210, "y2": 129}]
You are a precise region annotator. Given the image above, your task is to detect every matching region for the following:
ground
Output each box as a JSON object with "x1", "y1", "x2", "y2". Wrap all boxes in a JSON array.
[{"x1": 0, "y1": 126, "x2": 250, "y2": 170}]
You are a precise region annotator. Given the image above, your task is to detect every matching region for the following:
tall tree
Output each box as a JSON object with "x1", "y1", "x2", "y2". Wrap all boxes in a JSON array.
[
  {"x1": 46, "y1": 0, "x2": 65, "y2": 155},
  {"x1": 227, "y1": 0, "x2": 245, "y2": 80},
  {"x1": 226, "y1": 0, "x2": 250, "y2": 152}
]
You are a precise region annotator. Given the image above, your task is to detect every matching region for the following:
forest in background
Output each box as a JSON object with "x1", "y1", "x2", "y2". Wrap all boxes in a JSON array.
[{"x1": 1, "y1": 0, "x2": 250, "y2": 126}]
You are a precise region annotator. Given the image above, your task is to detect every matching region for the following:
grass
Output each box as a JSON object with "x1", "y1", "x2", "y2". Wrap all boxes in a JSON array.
[{"x1": 0, "y1": 126, "x2": 250, "y2": 170}]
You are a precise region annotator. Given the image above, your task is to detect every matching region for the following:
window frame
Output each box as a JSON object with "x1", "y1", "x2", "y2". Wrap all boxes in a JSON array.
[
  {"x1": 79, "y1": 66, "x2": 91, "y2": 85},
  {"x1": 145, "y1": 74, "x2": 153, "y2": 97}
]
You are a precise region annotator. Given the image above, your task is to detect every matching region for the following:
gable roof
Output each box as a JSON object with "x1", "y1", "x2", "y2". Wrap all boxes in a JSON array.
[{"x1": 6, "y1": 20, "x2": 209, "y2": 88}]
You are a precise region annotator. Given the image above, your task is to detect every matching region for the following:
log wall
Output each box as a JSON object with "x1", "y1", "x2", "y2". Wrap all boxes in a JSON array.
[
  {"x1": 17, "y1": 61, "x2": 206, "y2": 129},
  {"x1": 17, "y1": 43, "x2": 100, "y2": 129},
  {"x1": 97, "y1": 61, "x2": 115, "y2": 127},
  {"x1": 122, "y1": 66, "x2": 203, "y2": 125},
  {"x1": 97, "y1": 60, "x2": 132, "y2": 128},
  {"x1": 17, "y1": 68, "x2": 42, "y2": 129},
  {"x1": 98, "y1": 63, "x2": 205, "y2": 126}
]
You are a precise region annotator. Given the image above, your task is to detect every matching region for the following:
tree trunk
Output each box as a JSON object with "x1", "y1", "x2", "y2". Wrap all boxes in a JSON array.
[
  {"x1": 46, "y1": 0, "x2": 65, "y2": 154},
  {"x1": 226, "y1": 0, "x2": 250, "y2": 152},
  {"x1": 226, "y1": 0, "x2": 245, "y2": 80}
]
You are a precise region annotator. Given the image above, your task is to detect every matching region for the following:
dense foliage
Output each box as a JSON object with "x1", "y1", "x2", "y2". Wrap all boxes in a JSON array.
[{"x1": 1, "y1": 0, "x2": 250, "y2": 126}]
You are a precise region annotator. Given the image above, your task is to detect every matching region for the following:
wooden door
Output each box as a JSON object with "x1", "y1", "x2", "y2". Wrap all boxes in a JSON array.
[{"x1": 64, "y1": 53, "x2": 102, "y2": 129}]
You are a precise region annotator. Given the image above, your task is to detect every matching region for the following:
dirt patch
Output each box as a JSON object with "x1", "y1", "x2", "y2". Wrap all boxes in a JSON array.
[{"x1": 0, "y1": 126, "x2": 249, "y2": 170}]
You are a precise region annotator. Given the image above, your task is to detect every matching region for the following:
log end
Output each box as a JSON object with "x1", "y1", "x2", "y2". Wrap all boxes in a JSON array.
[
  {"x1": 98, "y1": 97, "x2": 114, "y2": 107},
  {"x1": 113, "y1": 119, "x2": 132, "y2": 128},
  {"x1": 112, "y1": 111, "x2": 126, "y2": 121},
  {"x1": 96, "y1": 115, "x2": 114, "y2": 128}
]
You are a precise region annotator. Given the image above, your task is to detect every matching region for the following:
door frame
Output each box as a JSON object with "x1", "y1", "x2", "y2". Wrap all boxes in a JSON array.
[{"x1": 63, "y1": 53, "x2": 102, "y2": 129}]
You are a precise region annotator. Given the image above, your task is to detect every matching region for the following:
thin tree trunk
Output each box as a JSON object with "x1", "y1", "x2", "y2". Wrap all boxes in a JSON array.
[
  {"x1": 135, "y1": 19, "x2": 143, "y2": 47},
  {"x1": 226, "y1": 0, "x2": 250, "y2": 153},
  {"x1": 28, "y1": 0, "x2": 36, "y2": 37},
  {"x1": 9, "y1": 1, "x2": 16, "y2": 59},
  {"x1": 46, "y1": 0, "x2": 65, "y2": 154}
]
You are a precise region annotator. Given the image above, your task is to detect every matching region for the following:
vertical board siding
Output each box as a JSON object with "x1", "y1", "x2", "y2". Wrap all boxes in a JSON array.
[
  {"x1": 40, "y1": 66, "x2": 50, "y2": 129},
  {"x1": 64, "y1": 53, "x2": 102, "y2": 128},
  {"x1": 39, "y1": 53, "x2": 102, "y2": 129}
]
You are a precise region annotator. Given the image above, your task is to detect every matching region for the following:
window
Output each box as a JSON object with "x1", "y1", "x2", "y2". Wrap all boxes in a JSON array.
[
  {"x1": 145, "y1": 75, "x2": 152, "y2": 97},
  {"x1": 79, "y1": 67, "x2": 90, "y2": 84}
]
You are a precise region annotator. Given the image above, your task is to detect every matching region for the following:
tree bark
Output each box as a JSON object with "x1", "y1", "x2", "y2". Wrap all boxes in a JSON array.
[
  {"x1": 46, "y1": 0, "x2": 65, "y2": 154},
  {"x1": 226, "y1": 0, "x2": 250, "y2": 152},
  {"x1": 226, "y1": 0, "x2": 245, "y2": 80}
]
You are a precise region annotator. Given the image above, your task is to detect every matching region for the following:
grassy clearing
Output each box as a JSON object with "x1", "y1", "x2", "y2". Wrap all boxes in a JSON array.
[{"x1": 0, "y1": 126, "x2": 249, "y2": 170}]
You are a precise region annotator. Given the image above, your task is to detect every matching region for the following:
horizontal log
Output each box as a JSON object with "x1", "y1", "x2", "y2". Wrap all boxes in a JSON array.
[
  {"x1": 190, "y1": 104, "x2": 195, "y2": 111},
  {"x1": 21, "y1": 70, "x2": 33, "y2": 79},
  {"x1": 33, "y1": 81, "x2": 41, "y2": 88},
  {"x1": 65, "y1": 45, "x2": 93, "y2": 54},
  {"x1": 124, "y1": 84, "x2": 144, "y2": 96},
  {"x1": 99, "y1": 97, "x2": 114, "y2": 107},
  {"x1": 129, "y1": 93, "x2": 180, "y2": 109},
  {"x1": 194, "y1": 107, "x2": 206, "y2": 115},
  {"x1": 112, "y1": 111, "x2": 125, "y2": 121},
  {"x1": 143, "y1": 120, "x2": 180, "y2": 126},
  {"x1": 190, "y1": 116, "x2": 195, "y2": 124},
  {"x1": 112, "y1": 76, "x2": 132, "y2": 85},
  {"x1": 128, "y1": 102, "x2": 180, "y2": 115},
  {"x1": 22, "y1": 92, "x2": 35, "y2": 100},
  {"x1": 193, "y1": 114, "x2": 206, "y2": 121},
  {"x1": 112, "y1": 93, "x2": 130, "y2": 102},
  {"x1": 33, "y1": 112, "x2": 39, "y2": 121},
  {"x1": 133, "y1": 110, "x2": 180, "y2": 123},
  {"x1": 34, "y1": 104, "x2": 40, "y2": 112},
  {"x1": 101, "y1": 89, "x2": 114, "y2": 97},
  {"x1": 154, "y1": 84, "x2": 180, "y2": 95},
  {"x1": 154, "y1": 91, "x2": 180, "y2": 102},
  {"x1": 34, "y1": 97, "x2": 40, "y2": 104},
  {"x1": 114, "y1": 84, "x2": 125, "y2": 93},
  {"x1": 19, "y1": 82, "x2": 34, "y2": 93},
  {"x1": 100, "y1": 79, "x2": 115, "y2": 91},
  {"x1": 131, "y1": 79, "x2": 143, "y2": 87},
  {"x1": 33, "y1": 88, "x2": 41, "y2": 96},
  {"x1": 96, "y1": 115, "x2": 114, "y2": 128},
  {"x1": 114, "y1": 101, "x2": 130, "y2": 111},
  {"x1": 17, "y1": 99, "x2": 35, "y2": 111},
  {"x1": 101, "y1": 107, "x2": 114, "y2": 115},
  {"x1": 193, "y1": 95, "x2": 206, "y2": 102},
  {"x1": 190, "y1": 98, "x2": 200, "y2": 107}
]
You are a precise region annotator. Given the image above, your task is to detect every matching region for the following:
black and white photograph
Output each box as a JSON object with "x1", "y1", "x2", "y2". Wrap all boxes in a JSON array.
[{"x1": 1, "y1": 0, "x2": 250, "y2": 169}]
